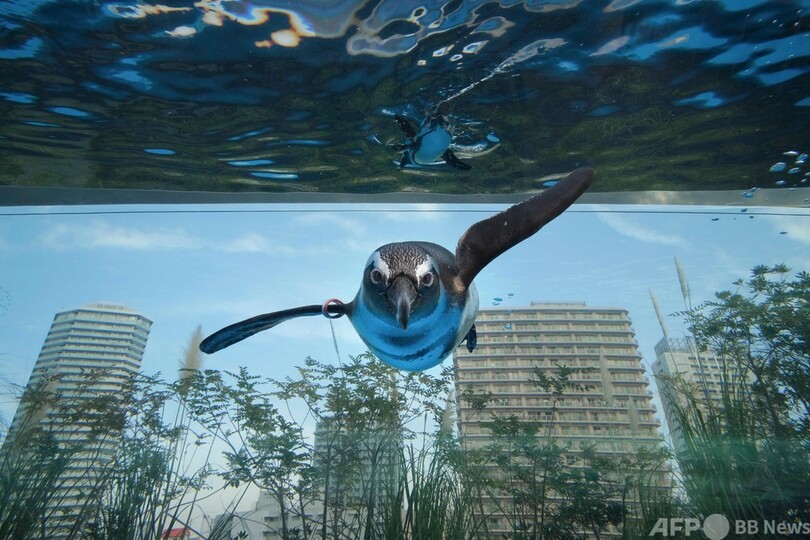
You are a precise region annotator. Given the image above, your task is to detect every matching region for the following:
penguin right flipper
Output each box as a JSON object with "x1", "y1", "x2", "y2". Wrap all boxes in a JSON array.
[
  {"x1": 441, "y1": 149, "x2": 471, "y2": 171},
  {"x1": 394, "y1": 115, "x2": 417, "y2": 138},
  {"x1": 200, "y1": 303, "x2": 345, "y2": 354},
  {"x1": 463, "y1": 324, "x2": 477, "y2": 352},
  {"x1": 454, "y1": 167, "x2": 594, "y2": 289}
]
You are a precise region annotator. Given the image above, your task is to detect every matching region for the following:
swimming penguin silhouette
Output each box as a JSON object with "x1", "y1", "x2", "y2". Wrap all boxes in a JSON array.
[
  {"x1": 390, "y1": 107, "x2": 471, "y2": 170},
  {"x1": 200, "y1": 167, "x2": 593, "y2": 371}
]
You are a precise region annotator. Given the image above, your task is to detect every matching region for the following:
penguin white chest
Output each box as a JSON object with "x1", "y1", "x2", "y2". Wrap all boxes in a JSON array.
[
  {"x1": 412, "y1": 127, "x2": 452, "y2": 165},
  {"x1": 350, "y1": 285, "x2": 477, "y2": 371}
]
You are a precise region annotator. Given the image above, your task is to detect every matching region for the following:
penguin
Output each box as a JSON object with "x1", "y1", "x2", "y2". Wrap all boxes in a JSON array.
[
  {"x1": 200, "y1": 167, "x2": 594, "y2": 371},
  {"x1": 390, "y1": 112, "x2": 471, "y2": 170}
]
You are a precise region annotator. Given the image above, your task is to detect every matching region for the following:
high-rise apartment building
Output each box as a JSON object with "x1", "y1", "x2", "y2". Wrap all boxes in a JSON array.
[
  {"x1": 212, "y1": 417, "x2": 403, "y2": 540},
  {"x1": 651, "y1": 336, "x2": 739, "y2": 456},
  {"x1": 453, "y1": 302, "x2": 667, "y2": 537},
  {"x1": 312, "y1": 416, "x2": 403, "y2": 499},
  {"x1": 2, "y1": 303, "x2": 152, "y2": 538}
]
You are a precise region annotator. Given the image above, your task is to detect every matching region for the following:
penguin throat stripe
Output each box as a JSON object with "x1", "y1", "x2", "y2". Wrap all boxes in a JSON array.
[{"x1": 321, "y1": 298, "x2": 345, "y2": 319}]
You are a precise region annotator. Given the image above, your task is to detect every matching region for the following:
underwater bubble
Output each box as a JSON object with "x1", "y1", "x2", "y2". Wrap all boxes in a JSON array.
[
  {"x1": 144, "y1": 148, "x2": 175, "y2": 155},
  {"x1": 796, "y1": 153, "x2": 807, "y2": 164},
  {"x1": 775, "y1": 180, "x2": 787, "y2": 186},
  {"x1": 769, "y1": 162, "x2": 786, "y2": 172},
  {"x1": 788, "y1": 167, "x2": 801, "y2": 174}
]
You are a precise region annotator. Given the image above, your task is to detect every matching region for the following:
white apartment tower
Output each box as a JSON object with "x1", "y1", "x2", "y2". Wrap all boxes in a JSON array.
[
  {"x1": 453, "y1": 302, "x2": 666, "y2": 537},
  {"x1": 651, "y1": 336, "x2": 738, "y2": 456},
  {"x1": 2, "y1": 303, "x2": 152, "y2": 538},
  {"x1": 212, "y1": 418, "x2": 403, "y2": 540}
]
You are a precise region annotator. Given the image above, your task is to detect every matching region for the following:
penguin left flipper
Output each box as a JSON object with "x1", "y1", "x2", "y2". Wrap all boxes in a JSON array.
[
  {"x1": 200, "y1": 303, "x2": 345, "y2": 354},
  {"x1": 441, "y1": 149, "x2": 471, "y2": 171},
  {"x1": 454, "y1": 167, "x2": 594, "y2": 288},
  {"x1": 395, "y1": 115, "x2": 417, "y2": 138}
]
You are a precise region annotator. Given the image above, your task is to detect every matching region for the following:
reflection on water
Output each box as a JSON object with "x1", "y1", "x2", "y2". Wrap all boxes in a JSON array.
[{"x1": 0, "y1": 0, "x2": 808, "y2": 200}]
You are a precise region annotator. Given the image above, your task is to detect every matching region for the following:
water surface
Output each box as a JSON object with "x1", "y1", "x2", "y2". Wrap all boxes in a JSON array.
[{"x1": 0, "y1": 0, "x2": 809, "y2": 202}]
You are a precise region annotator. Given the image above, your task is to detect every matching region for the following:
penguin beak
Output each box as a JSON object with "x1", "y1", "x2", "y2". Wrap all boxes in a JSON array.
[{"x1": 387, "y1": 276, "x2": 418, "y2": 331}]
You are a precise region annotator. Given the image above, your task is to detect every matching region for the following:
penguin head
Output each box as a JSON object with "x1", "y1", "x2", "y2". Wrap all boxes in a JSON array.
[{"x1": 362, "y1": 243, "x2": 441, "y2": 331}]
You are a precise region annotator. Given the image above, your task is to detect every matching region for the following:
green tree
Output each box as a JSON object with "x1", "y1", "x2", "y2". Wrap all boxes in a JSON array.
[
  {"x1": 273, "y1": 352, "x2": 451, "y2": 540},
  {"x1": 183, "y1": 367, "x2": 312, "y2": 540},
  {"x1": 463, "y1": 363, "x2": 672, "y2": 539},
  {"x1": 675, "y1": 264, "x2": 810, "y2": 524}
]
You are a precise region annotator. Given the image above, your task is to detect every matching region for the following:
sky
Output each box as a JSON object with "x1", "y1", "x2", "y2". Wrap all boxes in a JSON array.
[{"x1": 0, "y1": 199, "x2": 809, "y2": 523}]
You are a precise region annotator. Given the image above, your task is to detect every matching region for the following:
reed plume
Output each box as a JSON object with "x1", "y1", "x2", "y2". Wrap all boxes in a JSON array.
[
  {"x1": 178, "y1": 326, "x2": 203, "y2": 396},
  {"x1": 649, "y1": 289, "x2": 668, "y2": 339}
]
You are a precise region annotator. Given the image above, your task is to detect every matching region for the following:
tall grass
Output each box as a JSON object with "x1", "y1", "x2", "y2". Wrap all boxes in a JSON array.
[
  {"x1": 376, "y1": 434, "x2": 486, "y2": 540},
  {"x1": 652, "y1": 262, "x2": 810, "y2": 527},
  {"x1": 3, "y1": 337, "x2": 684, "y2": 540},
  {"x1": 0, "y1": 328, "x2": 216, "y2": 540},
  {"x1": 0, "y1": 370, "x2": 135, "y2": 539}
]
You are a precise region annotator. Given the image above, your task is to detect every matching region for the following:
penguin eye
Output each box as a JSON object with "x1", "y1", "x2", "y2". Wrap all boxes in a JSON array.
[
  {"x1": 370, "y1": 268, "x2": 385, "y2": 285},
  {"x1": 419, "y1": 272, "x2": 434, "y2": 288}
]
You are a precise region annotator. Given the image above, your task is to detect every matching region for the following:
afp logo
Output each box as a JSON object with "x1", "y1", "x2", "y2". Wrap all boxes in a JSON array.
[{"x1": 649, "y1": 515, "x2": 730, "y2": 539}]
